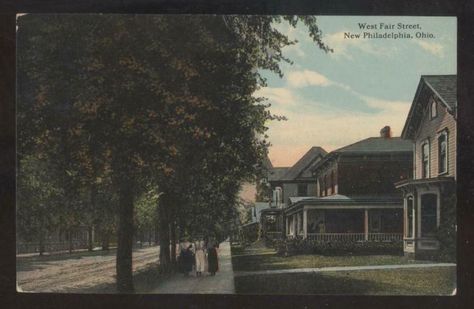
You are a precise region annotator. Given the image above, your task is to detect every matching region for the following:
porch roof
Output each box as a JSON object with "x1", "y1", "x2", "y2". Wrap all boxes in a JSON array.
[
  {"x1": 395, "y1": 176, "x2": 455, "y2": 189},
  {"x1": 260, "y1": 207, "x2": 283, "y2": 215},
  {"x1": 285, "y1": 194, "x2": 402, "y2": 213}
]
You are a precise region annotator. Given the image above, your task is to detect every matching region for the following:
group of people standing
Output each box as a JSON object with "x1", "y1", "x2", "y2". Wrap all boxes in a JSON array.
[{"x1": 178, "y1": 239, "x2": 219, "y2": 277}]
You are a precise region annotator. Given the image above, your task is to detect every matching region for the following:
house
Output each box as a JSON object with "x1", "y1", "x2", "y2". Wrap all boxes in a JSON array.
[
  {"x1": 239, "y1": 201, "x2": 272, "y2": 242},
  {"x1": 283, "y1": 127, "x2": 413, "y2": 243},
  {"x1": 238, "y1": 155, "x2": 284, "y2": 242},
  {"x1": 395, "y1": 75, "x2": 456, "y2": 259},
  {"x1": 259, "y1": 147, "x2": 327, "y2": 240}
]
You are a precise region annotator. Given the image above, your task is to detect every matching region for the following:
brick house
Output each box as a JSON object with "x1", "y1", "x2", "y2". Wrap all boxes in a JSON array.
[
  {"x1": 395, "y1": 75, "x2": 457, "y2": 259},
  {"x1": 283, "y1": 128, "x2": 413, "y2": 243}
]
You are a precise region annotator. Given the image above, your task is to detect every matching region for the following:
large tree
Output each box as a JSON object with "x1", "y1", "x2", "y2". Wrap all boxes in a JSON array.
[{"x1": 17, "y1": 14, "x2": 330, "y2": 292}]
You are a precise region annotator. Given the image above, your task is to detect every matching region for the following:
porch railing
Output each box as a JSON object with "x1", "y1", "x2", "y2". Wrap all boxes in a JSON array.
[
  {"x1": 306, "y1": 233, "x2": 402, "y2": 242},
  {"x1": 368, "y1": 233, "x2": 403, "y2": 241}
]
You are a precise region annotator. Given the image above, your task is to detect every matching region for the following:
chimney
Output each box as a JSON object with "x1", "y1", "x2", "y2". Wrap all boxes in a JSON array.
[{"x1": 380, "y1": 126, "x2": 391, "y2": 138}]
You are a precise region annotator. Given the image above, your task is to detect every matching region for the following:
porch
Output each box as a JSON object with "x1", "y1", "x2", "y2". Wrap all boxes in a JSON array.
[
  {"x1": 285, "y1": 207, "x2": 403, "y2": 243},
  {"x1": 260, "y1": 208, "x2": 284, "y2": 241}
]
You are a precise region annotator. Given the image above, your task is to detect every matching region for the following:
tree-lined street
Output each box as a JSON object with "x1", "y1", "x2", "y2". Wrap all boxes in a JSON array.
[
  {"x1": 17, "y1": 246, "x2": 159, "y2": 293},
  {"x1": 16, "y1": 15, "x2": 331, "y2": 292}
]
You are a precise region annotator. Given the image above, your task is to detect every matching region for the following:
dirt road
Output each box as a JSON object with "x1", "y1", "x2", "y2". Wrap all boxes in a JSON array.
[{"x1": 17, "y1": 246, "x2": 159, "y2": 293}]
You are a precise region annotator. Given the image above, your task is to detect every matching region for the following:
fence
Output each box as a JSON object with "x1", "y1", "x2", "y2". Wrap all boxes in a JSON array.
[{"x1": 17, "y1": 240, "x2": 89, "y2": 254}]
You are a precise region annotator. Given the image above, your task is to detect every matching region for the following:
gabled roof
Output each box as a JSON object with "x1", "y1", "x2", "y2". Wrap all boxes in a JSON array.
[
  {"x1": 267, "y1": 167, "x2": 290, "y2": 182},
  {"x1": 402, "y1": 75, "x2": 456, "y2": 139},
  {"x1": 422, "y1": 75, "x2": 457, "y2": 110},
  {"x1": 311, "y1": 137, "x2": 412, "y2": 174},
  {"x1": 334, "y1": 137, "x2": 412, "y2": 154},
  {"x1": 263, "y1": 155, "x2": 273, "y2": 170},
  {"x1": 280, "y1": 146, "x2": 327, "y2": 180}
]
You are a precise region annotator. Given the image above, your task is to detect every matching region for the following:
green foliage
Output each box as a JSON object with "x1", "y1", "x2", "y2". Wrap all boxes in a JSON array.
[
  {"x1": 274, "y1": 238, "x2": 403, "y2": 256},
  {"x1": 17, "y1": 155, "x2": 64, "y2": 240},
  {"x1": 16, "y1": 14, "x2": 331, "y2": 288},
  {"x1": 135, "y1": 188, "x2": 160, "y2": 236}
]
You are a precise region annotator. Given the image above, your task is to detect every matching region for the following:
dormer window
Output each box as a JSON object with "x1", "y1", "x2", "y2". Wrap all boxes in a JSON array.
[{"x1": 430, "y1": 99, "x2": 437, "y2": 119}]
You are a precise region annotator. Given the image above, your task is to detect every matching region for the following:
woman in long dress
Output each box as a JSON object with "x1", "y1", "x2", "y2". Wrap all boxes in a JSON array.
[
  {"x1": 182, "y1": 244, "x2": 194, "y2": 276},
  {"x1": 207, "y1": 244, "x2": 219, "y2": 276},
  {"x1": 194, "y1": 240, "x2": 206, "y2": 276}
]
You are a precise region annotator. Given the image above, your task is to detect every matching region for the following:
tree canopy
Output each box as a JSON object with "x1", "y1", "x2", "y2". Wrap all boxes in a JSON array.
[{"x1": 16, "y1": 14, "x2": 330, "y2": 291}]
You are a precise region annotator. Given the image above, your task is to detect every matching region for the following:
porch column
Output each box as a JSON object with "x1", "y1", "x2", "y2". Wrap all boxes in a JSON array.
[
  {"x1": 364, "y1": 209, "x2": 369, "y2": 241},
  {"x1": 293, "y1": 214, "x2": 297, "y2": 236},
  {"x1": 303, "y1": 209, "x2": 308, "y2": 239},
  {"x1": 296, "y1": 214, "x2": 300, "y2": 236}
]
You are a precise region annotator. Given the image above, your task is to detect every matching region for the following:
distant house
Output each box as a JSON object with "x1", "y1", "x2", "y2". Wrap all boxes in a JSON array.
[
  {"x1": 260, "y1": 147, "x2": 327, "y2": 240},
  {"x1": 395, "y1": 75, "x2": 456, "y2": 259},
  {"x1": 239, "y1": 155, "x2": 281, "y2": 242},
  {"x1": 239, "y1": 202, "x2": 272, "y2": 243},
  {"x1": 283, "y1": 127, "x2": 413, "y2": 243}
]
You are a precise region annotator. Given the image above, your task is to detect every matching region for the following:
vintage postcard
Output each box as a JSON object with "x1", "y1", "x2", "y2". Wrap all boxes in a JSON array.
[{"x1": 16, "y1": 14, "x2": 456, "y2": 295}]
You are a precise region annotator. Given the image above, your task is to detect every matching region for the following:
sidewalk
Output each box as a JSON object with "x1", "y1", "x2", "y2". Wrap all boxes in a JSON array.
[
  {"x1": 150, "y1": 241, "x2": 235, "y2": 294},
  {"x1": 234, "y1": 262, "x2": 456, "y2": 277}
]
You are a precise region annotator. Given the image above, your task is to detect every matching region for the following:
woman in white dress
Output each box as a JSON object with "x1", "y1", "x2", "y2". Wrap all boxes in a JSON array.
[{"x1": 194, "y1": 240, "x2": 207, "y2": 276}]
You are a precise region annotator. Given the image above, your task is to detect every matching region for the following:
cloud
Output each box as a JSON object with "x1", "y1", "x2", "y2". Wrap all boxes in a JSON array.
[
  {"x1": 361, "y1": 95, "x2": 411, "y2": 114},
  {"x1": 412, "y1": 40, "x2": 444, "y2": 57},
  {"x1": 256, "y1": 87, "x2": 297, "y2": 106},
  {"x1": 324, "y1": 31, "x2": 393, "y2": 59},
  {"x1": 287, "y1": 70, "x2": 333, "y2": 88},
  {"x1": 284, "y1": 43, "x2": 306, "y2": 58}
]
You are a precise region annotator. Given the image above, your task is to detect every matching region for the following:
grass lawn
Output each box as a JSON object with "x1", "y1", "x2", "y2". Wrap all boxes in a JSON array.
[
  {"x1": 231, "y1": 243, "x2": 456, "y2": 295},
  {"x1": 234, "y1": 267, "x2": 456, "y2": 295},
  {"x1": 231, "y1": 244, "x2": 430, "y2": 272}
]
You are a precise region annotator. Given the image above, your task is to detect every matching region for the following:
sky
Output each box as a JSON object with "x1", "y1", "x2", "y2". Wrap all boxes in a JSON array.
[{"x1": 259, "y1": 16, "x2": 456, "y2": 167}]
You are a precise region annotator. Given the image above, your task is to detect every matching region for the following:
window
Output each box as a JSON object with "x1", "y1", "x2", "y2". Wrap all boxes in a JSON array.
[
  {"x1": 406, "y1": 196, "x2": 414, "y2": 238},
  {"x1": 438, "y1": 132, "x2": 448, "y2": 174},
  {"x1": 297, "y1": 184, "x2": 308, "y2": 196},
  {"x1": 431, "y1": 99, "x2": 437, "y2": 119},
  {"x1": 272, "y1": 187, "x2": 282, "y2": 207},
  {"x1": 370, "y1": 212, "x2": 381, "y2": 232},
  {"x1": 421, "y1": 141, "x2": 430, "y2": 178},
  {"x1": 421, "y1": 194, "x2": 438, "y2": 237}
]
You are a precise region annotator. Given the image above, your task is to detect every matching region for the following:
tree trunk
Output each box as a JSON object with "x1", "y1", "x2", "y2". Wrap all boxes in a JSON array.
[
  {"x1": 101, "y1": 229, "x2": 110, "y2": 251},
  {"x1": 154, "y1": 222, "x2": 159, "y2": 245},
  {"x1": 38, "y1": 230, "x2": 45, "y2": 256},
  {"x1": 88, "y1": 225, "x2": 94, "y2": 251},
  {"x1": 170, "y1": 220, "x2": 177, "y2": 267},
  {"x1": 88, "y1": 184, "x2": 98, "y2": 252},
  {"x1": 158, "y1": 197, "x2": 171, "y2": 273},
  {"x1": 116, "y1": 184, "x2": 135, "y2": 292},
  {"x1": 148, "y1": 231, "x2": 152, "y2": 247},
  {"x1": 68, "y1": 230, "x2": 73, "y2": 254}
]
